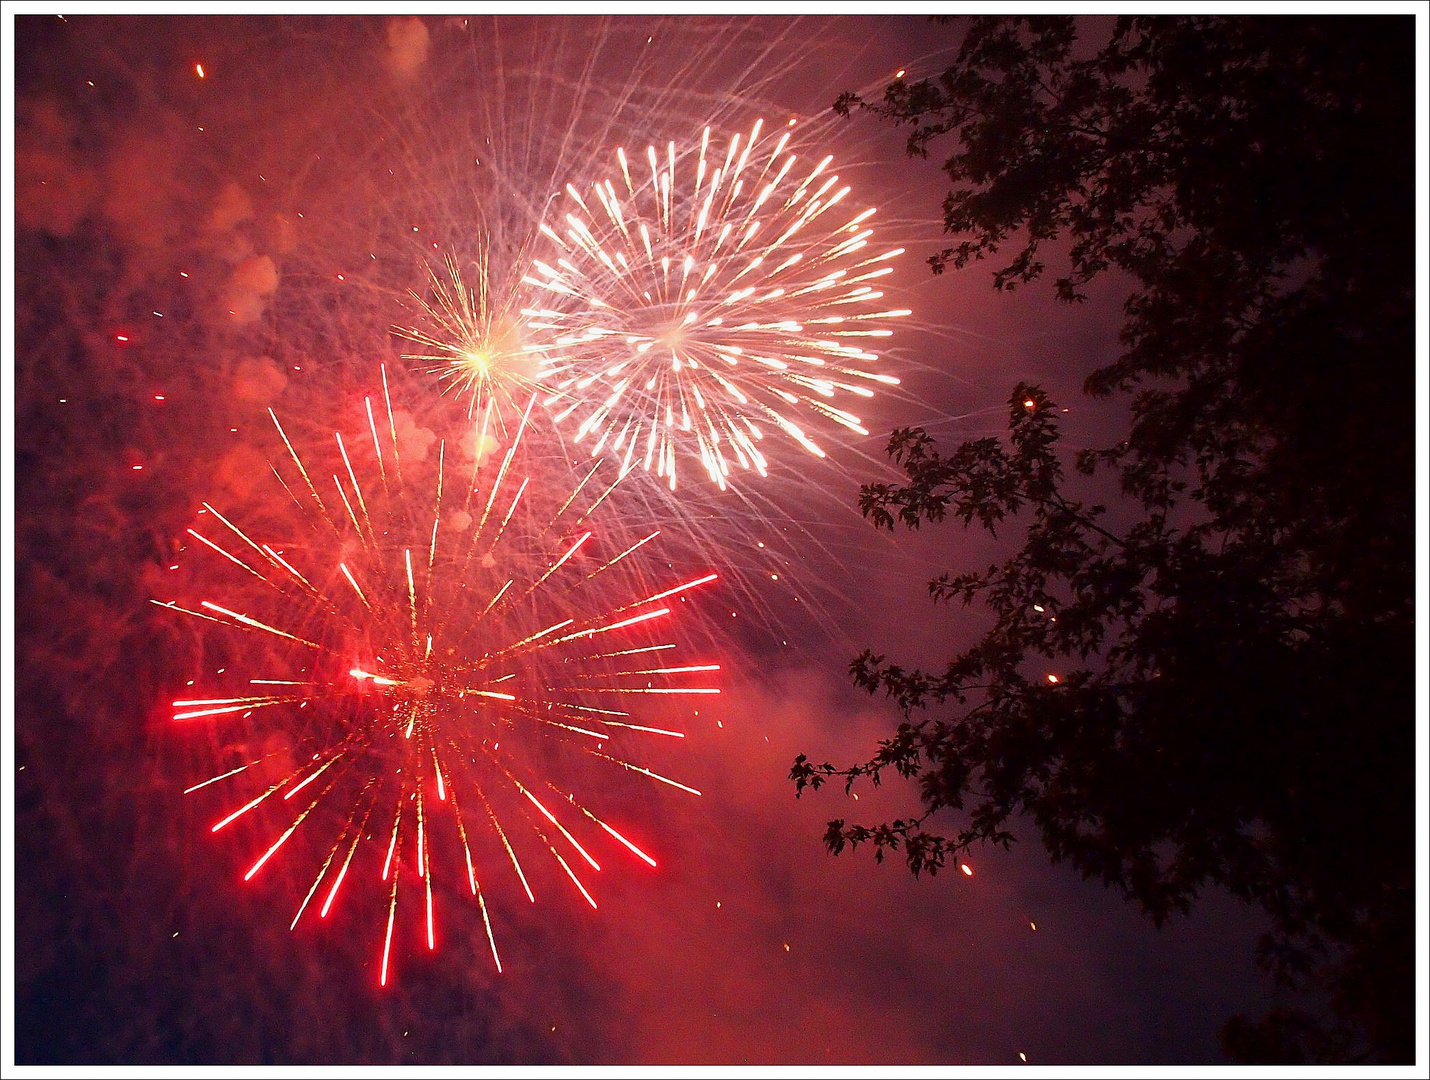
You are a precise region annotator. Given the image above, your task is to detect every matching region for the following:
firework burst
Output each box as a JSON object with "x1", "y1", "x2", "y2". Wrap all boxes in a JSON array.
[
  {"x1": 395, "y1": 249, "x2": 543, "y2": 432},
  {"x1": 521, "y1": 119, "x2": 910, "y2": 490},
  {"x1": 155, "y1": 371, "x2": 719, "y2": 983}
]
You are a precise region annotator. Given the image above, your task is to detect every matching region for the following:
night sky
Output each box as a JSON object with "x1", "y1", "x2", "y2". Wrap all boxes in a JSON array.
[{"x1": 9, "y1": 14, "x2": 1321, "y2": 1066}]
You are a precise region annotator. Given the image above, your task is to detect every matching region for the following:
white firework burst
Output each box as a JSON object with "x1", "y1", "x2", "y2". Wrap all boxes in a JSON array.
[{"x1": 521, "y1": 119, "x2": 911, "y2": 490}]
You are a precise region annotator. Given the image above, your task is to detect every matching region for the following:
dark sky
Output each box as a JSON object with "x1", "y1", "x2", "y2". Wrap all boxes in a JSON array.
[{"x1": 11, "y1": 14, "x2": 1294, "y2": 1066}]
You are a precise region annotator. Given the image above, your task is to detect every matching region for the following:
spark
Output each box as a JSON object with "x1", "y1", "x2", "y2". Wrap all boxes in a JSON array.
[{"x1": 183, "y1": 761, "x2": 255, "y2": 794}]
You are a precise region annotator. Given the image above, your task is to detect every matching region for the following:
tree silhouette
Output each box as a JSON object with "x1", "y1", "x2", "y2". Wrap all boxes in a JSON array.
[{"x1": 793, "y1": 16, "x2": 1415, "y2": 1063}]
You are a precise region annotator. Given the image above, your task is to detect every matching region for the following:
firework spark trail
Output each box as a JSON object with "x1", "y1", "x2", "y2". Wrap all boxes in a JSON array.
[
  {"x1": 160, "y1": 374, "x2": 719, "y2": 983},
  {"x1": 522, "y1": 119, "x2": 910, "y2": 491}
]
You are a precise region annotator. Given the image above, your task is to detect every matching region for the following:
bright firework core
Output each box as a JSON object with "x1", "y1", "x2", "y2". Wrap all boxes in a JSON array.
[
  {"x1": 451, "y1": 315, "x2": 536, "y2": 394},
  {"x1": 524, "y1": 120, "x2": 911, "y2": 490}
]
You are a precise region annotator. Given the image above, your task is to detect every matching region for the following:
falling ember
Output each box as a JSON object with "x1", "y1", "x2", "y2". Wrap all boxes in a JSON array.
[
  {"x1": 195, "y1": 62, "x2": 205, "y2": 78},
  {"x1": 961, "y1": 864, "x2": 974, "y2": 877},
  {"x1": 159, "y1": 376, "x2": 719, "y2": 981},
  {"x1": 521, "y1": 120, "x2": 909, "y2": 490}
]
